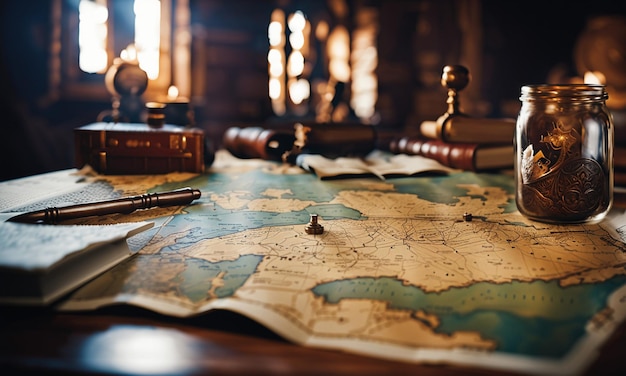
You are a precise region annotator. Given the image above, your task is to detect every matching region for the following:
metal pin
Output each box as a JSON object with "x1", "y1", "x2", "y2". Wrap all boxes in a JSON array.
[{"x1": 305, "y1": 214, "x2": 324, "y2": 234}]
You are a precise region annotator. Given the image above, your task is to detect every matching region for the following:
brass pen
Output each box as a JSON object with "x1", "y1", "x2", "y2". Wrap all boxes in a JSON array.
[{"x1": 7, "y1": 187, "x2": 201, "y2": 224}]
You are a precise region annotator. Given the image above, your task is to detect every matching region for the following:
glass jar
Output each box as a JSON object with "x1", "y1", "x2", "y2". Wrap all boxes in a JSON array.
[{"x1": 514, "y1": 84, "x2": 614, "y2": 224}]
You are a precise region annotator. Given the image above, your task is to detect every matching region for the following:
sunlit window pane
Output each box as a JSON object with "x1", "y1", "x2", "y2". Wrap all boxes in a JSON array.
[
  {"x1": 78, "y1": 0, "x2": 108, "y2": 73},
  {"x1": 134, "y1": 0, "x2": 161, "y2": 79}
]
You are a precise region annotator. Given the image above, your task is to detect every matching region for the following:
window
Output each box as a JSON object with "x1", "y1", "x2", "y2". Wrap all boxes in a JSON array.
[
  {"x1": 268, "y1": 9, "x2": 312, "y2": 117},
  {"x1": 267, "y1": 2, "x2": 379, "y2": 123},
  {"x1": 51, "y1": 0, "x2": 189, "y2": 101},
  {"x1": 78, "y1": 0, "x2": 108, "y2": 74}
]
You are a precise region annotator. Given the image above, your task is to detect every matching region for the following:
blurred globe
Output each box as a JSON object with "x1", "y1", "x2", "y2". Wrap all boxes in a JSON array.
[{"x1": 575, "y1": 15, "x2": 626, "y2": 109}]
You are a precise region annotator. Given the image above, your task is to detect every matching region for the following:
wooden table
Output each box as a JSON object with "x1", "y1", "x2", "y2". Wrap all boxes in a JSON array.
[{"x1": 1, "y1": 303, "x2": 625, "y2": 375}]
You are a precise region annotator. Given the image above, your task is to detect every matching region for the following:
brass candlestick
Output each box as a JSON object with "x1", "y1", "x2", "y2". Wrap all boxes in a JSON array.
[{"x1": 438, "y1": 65, "x2": 470, "y2": 123}]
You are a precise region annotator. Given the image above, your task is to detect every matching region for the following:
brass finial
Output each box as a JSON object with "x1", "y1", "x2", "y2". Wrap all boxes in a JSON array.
[{"x1": 440, "y1": 65, "x2": 470, "y2": 118}]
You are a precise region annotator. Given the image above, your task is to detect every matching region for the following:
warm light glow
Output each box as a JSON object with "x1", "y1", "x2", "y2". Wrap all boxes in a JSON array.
[
  {"x1": 286, "y1": 10, "x2": 310, "y2": 111},
  {"x1": 350, "y1": 8, "x2": 379, "y2": 122},
  {"x1": 315, "y1": 20, "x2": 329, "y2": 41},
  {"x1": 269, "y1": 77, "x2": 282, "y2": 99},
  {"x1": 584, "y1": 71, "x2": 605, "y2": 85},
  {"x1": 288, "y1": 78, "x2": 310, "y2": 105},
  {"x1": 78, "y1": 0, "x2": 108, "y2": 73},
  {"x1": 167, "y1": 85, "x2": 179, "y2": 100},
  {"x1": 134, "y1": 0, "x2": 161, "y2": 79},
  {"x1": 81, "y1": 326, "x2": 202, "y2": 375},
  {"x1": 79, "y1": 0, "x2": 108, "y2": 23},
  {"x1": 327, "y1": 26, "x2": 350, "y2": 82},
  {"x1": 78, "y1": 0, "x2": 184, "y2": 93},
  {"x1": 268, "y1": 21, "x2": 283, "y2": 47},
  {"x1": 288, "y1": 51, "x2": 305, "y2": 77},
  {"x1": 288, "y1": 11, "x2": 306, "y2": 33},
  {"x1": 172, "y1": 0, "x2": 191, "y2": 98},
  {"x1": 268, "y1": 9, "x2": 286, "y2": 116},
  {"x1": 327, "y1": 26, "x2": 350, "y2": 59},
  {"x1": 289, "y1": 32, "x2": 305, "y2": 50},
  {"x1": 120, "y1": 44, "x2": 138, "y2": 62},
  {"x1": 269, "y1": 62, "x2": 283, "y2": 77},
  {"x1": 329, "y1": 60, "x2": 351, "y2": 83},
  {"x1": 268, "y1": 8, "x2": 311, "y2": 115},
  {"x1": 267, "y1": 49, "x2": 282, "y2": 65}
]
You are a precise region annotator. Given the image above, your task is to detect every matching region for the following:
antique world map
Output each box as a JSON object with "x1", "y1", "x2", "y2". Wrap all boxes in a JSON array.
[{"x1": 4, "y1": 151, "x2": 626, "y2": 375}]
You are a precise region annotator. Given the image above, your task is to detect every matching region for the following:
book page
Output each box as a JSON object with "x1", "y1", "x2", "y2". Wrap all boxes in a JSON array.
[
  {"x1": 0, "y1": 169, "x2": 90, "y2": 212},
  {"x1": 367, "y1": 154, "x2": 458, "y2": 177},
  {"x1": 0, "y1": 221, "x2": 153, "y2": 271},
  {"x1": 297, "y1": 152, "x2": 457, "y2": 180}
]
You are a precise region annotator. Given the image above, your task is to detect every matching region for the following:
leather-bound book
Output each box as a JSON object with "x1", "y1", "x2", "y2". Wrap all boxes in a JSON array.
[
  {"x1": 419, "y1": 116, "x2": 516, "y2": 144},
  {"x1": 389, "y1": 136, "x2": 513, "y2": 171}
]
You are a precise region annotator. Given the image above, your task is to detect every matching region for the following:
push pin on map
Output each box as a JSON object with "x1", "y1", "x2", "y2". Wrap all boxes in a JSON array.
[
  {"x1": 463, "y1": 212, "x2": 473, "y2": 222},
  {"x1": 305, "y1": 214, "x2": 324, "y2": 234}
]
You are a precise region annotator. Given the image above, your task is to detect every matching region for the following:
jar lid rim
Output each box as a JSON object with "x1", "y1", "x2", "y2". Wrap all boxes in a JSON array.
[
  {"x1": 522, "y1": 83, "x2": 605, "y2": 88},
  {"x1": 520, "y1": 84, "x2": 608, "y2": 100}
]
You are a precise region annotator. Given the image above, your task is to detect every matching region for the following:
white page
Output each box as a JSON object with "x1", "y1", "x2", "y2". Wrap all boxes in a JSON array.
[
  {"x1": 0, "y1": 221, "x2": 153, "y2": 271},
  {"x1": 0, "y1": 169, "x2": 89, "y2": 212}
]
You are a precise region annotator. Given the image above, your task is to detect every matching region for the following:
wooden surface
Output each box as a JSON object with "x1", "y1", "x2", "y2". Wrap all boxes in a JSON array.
[{"x1": 0, "y1": 304, "x2": 625, "y2": 375}]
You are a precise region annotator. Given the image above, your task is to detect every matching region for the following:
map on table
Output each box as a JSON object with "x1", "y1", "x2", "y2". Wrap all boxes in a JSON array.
[{"x1": 3, "y1": 151, "x2": 626, "y2": 375}]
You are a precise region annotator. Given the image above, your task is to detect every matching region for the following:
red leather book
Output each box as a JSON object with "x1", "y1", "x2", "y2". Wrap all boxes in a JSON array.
[{"x1": 388, "y1": 136, "x2": 513, "y2": 171}]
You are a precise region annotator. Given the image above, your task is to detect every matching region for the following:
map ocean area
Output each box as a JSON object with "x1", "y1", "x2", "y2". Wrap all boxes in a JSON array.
[{"x1": 4, "y1": 152, "x2": 626, "y2": 376}]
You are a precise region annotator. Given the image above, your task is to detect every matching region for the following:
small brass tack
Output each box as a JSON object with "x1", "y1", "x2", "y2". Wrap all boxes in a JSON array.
[{"x1": 305, "y1": 214, "x2": 324, "y2": 234}]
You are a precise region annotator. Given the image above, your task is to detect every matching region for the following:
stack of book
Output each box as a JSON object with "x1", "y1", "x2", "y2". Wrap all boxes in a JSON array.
[{"x1": 388, "y1": 116, "x2": 516, "y2": 172}]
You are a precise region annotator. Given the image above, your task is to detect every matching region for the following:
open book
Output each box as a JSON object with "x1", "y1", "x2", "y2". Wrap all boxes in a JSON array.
[
  {"x1": 296, "y1": 152, "x2": 457, "y2": 180},
  {"x1": 0, "y1": 221, "x2": 153, "y2": 305}
]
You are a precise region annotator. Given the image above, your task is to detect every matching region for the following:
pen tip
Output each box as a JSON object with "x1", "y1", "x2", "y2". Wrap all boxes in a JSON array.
[{"x1": 193, "y1": 189, "x2": 202, "y2": 199}]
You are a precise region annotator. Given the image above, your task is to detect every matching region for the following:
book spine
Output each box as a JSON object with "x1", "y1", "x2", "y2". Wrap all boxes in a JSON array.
[
  {"x1": 389, "y1": 137, "x2": 478, "y2": 171},
  {"x1": 418, "y1": 116, "x2": 515, "y2": 144}
]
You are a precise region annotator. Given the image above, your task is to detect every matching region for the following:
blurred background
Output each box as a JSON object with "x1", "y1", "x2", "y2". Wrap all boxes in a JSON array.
[{"x1": 1, "y1": 0, "x2": 626, "y2": 181}]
